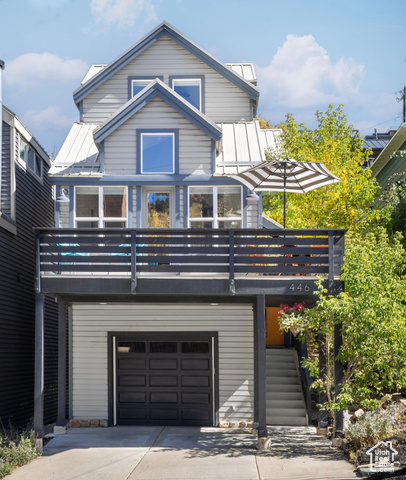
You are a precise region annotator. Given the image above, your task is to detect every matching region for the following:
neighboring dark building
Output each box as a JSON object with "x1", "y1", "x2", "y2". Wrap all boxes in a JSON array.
[
  {"x1": 0, "y1": 102, "x2": 58, "y2": 426},
  {"x1": 363, "y1": 128, "x2": 397, "y2": 168}
]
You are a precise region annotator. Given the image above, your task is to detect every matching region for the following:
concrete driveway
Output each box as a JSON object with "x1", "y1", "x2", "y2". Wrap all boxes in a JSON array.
[{"x1": 6, "y1": 426, "x2": 358, "y2": 480}]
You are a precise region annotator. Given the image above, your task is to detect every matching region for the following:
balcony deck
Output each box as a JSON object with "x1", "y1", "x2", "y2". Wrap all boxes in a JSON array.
[{"x1": 36, "y1": 228, "x2": 346, "y2": 297}]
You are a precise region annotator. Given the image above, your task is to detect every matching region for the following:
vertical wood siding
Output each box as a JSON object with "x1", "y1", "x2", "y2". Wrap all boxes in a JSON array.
[
  {"x1": 71, "y1": 303, "x2": 254, "y2": 423},
  {"x1": 82, "y1": 36, "x2": 251, "y2": 124},
  {"x1": 104, "y1": 97, "x2": 212, "y2": 176},
  {"x1": 0, "y1": 129, "x2": 58, "y2": 426}
]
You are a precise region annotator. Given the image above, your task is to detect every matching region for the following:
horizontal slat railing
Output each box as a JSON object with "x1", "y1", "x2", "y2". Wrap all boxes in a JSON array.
[{"x1": 36, "y1": 228, "x2": 346, "y2": 289}]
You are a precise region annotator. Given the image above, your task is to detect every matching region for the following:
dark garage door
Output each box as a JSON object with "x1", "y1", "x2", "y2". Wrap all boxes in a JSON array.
[{"x1": 115, "y1": 334, "x2": 214, "y2": 426}]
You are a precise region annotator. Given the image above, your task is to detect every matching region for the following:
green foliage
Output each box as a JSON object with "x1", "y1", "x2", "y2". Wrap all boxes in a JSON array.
[
  {"x1": 263, "y1": 105, "x2": 379, "y2": 228},
  {"x1": 0, "y1": 425, "x2": 38, "y2": 479},
  {"x1": 345, "y1": 403, "x2": 405, "y2": 455}
]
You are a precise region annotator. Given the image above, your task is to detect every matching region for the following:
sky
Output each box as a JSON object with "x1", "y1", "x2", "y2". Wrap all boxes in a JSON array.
[{"x1": 0, "y1": 0, "x2": 405, "y2": 155}]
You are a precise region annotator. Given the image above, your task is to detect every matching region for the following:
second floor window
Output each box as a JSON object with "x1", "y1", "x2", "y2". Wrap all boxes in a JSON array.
[
  {"x1": 19, "y1": 136, "x2": 42, "y2": 179},
  {"x1": 189, "y1": 186, "x2": 242, "y2": 228},
  {"x1": 75, "y1": 186, "x2": 127, "y2": 228},
  {"x1": 131, "y1": 79, "x2": 155, "y2": 97},
  {"x1": 141, "y1": 132, "x2": 175, "y2": 174}
]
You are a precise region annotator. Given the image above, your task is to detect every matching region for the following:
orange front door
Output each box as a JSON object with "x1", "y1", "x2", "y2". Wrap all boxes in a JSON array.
[{"x1": 266, "y1": 307, "x2": 284, "y2": 346}]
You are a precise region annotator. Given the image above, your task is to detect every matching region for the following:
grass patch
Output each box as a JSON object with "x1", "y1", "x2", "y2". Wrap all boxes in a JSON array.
[{"x1": 0, "y1": 422, "x2": 39, "y2": 479}]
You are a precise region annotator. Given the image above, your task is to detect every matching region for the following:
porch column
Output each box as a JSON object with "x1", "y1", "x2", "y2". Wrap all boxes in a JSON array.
[
  {"x1": 318, "y1": 333, "x2": 329, "y2": 428},
  {"x1": 34, "y1": 293, "x2": 44, "y2": 449},
  {"x1": 254, "y1": 295, "x2": 270, "y2": 449},
  {"x1": 334, "y1": 322, "x2": 344, "y2": 435},
  {"x1": 56, "y1": 299, "x2": 68, "y2": 428}
]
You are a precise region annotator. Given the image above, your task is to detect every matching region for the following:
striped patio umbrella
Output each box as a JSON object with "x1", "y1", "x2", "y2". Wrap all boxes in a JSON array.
[{"x1": 232, "y1": 158, "x2": 341, "y2": 227}]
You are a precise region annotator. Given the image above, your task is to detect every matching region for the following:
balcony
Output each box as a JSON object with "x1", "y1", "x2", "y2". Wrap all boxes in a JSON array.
[{"x1": 35, "y1": 228, "x2": 346, "y2": 297}]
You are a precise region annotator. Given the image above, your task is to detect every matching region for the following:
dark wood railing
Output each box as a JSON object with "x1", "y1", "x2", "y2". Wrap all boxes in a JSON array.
[{"x1": 36, "y1": 228, "x2": 345, "y2": 295}]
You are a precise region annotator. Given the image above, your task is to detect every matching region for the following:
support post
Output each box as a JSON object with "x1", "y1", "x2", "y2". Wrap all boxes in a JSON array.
[
  {"x1": 56, "y1": 299, "x2": 67, "y2": 429},
  {"x1": 254, "y1": 295, "x2": 269, "y2": 449},
  {"x1": 334, "y1": 322, "x2": 344, "y2": 435},
  {"x1": 34, "y1": 293, "x2": 45, "y2": 451},
  {"x1": 318, "y1": 333, "x2": 329, "y2": 428}
]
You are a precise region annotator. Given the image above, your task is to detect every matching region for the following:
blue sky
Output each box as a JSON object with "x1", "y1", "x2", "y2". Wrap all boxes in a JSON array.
[{"x1": 0, "y1": 0, "x2": 405, "y2": 154}]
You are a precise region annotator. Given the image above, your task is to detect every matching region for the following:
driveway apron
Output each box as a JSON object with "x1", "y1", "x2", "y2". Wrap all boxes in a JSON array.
[{"x1": 5, "y1": 426, "x2": 358, "y2": 480}]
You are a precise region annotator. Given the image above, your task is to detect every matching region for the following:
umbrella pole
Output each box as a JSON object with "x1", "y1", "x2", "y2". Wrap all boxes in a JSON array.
[{"x1": 283, "y1": 163, "x2": 287, "y2": 229}]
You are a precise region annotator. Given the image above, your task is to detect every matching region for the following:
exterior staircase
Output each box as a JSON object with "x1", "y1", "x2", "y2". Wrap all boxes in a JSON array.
[{"x1": 266, "y1": 348, "x2": 308, "y2": 426}]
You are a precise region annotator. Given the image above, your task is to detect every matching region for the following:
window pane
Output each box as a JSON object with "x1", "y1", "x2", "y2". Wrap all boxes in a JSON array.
[
  {"x1": 181, "y1": 342, "x2": 209, "y2": 353},
  {"x1": 76, "y1": 221, "x2": 99, "y2": 228},
  {"x1": 218, "y1": 186, "x2": 241, "y2": 218},
  {"x1": 174, "y1": 79, "x2": 200, "y2": 110},
  {"x1": 118, "y1": 341, "x2": 146, "y2": 353},
  {"x1": 104, "y1": 221, "x2": 126, "y2": 228},
  {"x1": 34, "y1": 154, "x2": 42, "y2": 177},
  {"x1": 218, "y1": 220, "x2": 241, "y2": 228},
  {"x1": 27, "y1": 147, "x2": 35, "y2": 171},
  {"x1": 150, "y1": 342, "x2": 177, "y2": 353},
  {"x1": 103, "y1": 187, "x2": 126, "y2": 218},
  {"x1": 76, "y1": 187, "x2": 98, "y2": 218},
  {"x1": 132, "y1": 80, "x2": 152, "y2": 97},
  {"x1": 189, "y1": 187, "x2": 213, "y2": 218},
  {"x1": 189, "y1": 220, "x2": 213, "y2": 229},
  {"x1": 148, "y1": 192, "x2": 170, "y2": 228},
  {"x1": 142, "y1": 134, "x2": 174, "y2": 173},
  {"x1": 19, "y1": 137, "x2": 27, "y2": 162}
]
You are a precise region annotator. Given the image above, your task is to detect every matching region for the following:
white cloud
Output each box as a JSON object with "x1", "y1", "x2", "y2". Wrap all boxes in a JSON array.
[
  {"x1": 256, "y1": 34, "x2": 365, "y2": 109},
  {"x1": 22, "y1": 106, "x2": 76, "y2": 130},
  {"x1": 90, "y1": 0, "x2": 157, "y2": 29},
  {"x1": 4, "y1": 53, "x2": 88, "y2": 87}
]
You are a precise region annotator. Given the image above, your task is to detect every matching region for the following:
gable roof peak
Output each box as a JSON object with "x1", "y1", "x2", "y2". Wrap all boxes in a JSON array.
[{"x1": 73, "y1": 21, "x2": 259, "y2": 106}]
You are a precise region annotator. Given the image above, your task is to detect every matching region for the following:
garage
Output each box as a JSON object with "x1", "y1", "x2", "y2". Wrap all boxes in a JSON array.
[{"x1": 113, "y1": 333, "x2": 216, "y2": 426}]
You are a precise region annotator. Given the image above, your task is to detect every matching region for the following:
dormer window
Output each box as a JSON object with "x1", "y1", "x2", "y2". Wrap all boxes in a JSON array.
[
  {"x1": 170, "y1": 76, "x2": 203, "y2": 111},
  {"x1": 137, "y1": 129, "x2": 178, "y2": 175}
]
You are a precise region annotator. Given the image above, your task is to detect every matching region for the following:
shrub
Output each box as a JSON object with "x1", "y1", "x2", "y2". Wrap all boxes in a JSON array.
[{"x1": 0, "y1": 425, "x2": 38, "y2": 479}]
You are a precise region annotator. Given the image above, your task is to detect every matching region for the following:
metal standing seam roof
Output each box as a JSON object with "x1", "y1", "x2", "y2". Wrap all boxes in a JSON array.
[
  {"x1": 50, "y1": 123, "x2": 100, "y2": 176},
  {"x1": 363, "y1": 138, "x2": 390, "y2": 150},
  {"x1": 371, "y1": 123, "x2": 406, "y2": 177},
  {"x1": 216, "y1": 121, "x2": 282, "y2": 175},
  {"x1": 50, "y1": 120, "x2": 282, "y2": 178},
  {"x1": 80, "y1": 62, "x2": 257, "y2": 87}
]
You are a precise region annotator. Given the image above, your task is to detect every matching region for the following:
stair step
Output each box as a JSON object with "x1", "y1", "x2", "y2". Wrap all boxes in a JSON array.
[
  {"x1": 266, "y1": 349, "x2": 296, "y2": 357},
  {"x1": 268, "y1": 399, "x2": 305, "y2": 408},
  {"x1": 266, "y1": 406, "x2": 307, "y2": 416},
  {"x1": 266, "y1": 369, "x2": 299, "y2": 377},
  {"x1": 266, "y1": 391, "x2": 303, "y2": 400},
  {"x1": 266, "y1": 376, "x2": 301, "y2": 385},
  {"x1": 266, "y1": 361, "x2": 296, "y2": 369},
  {"x1": 267, "y1": 416, "x2": 308, "y2": 426},
  {"x1": 266, "y1": 383, "x2": 302, "y2": 392}
]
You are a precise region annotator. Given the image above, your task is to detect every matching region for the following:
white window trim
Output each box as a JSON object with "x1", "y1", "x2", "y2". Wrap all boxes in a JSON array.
[
  {"x1": 18, "y1": 134, "x2": 43, "y2": 182},
  {"x1": 74, "y1": 186, "x2": 128, "y2": 228},
  {"x1": 172, "y1": 78, "x2": 202, "y2": 111},
  {"x1": 188, "y1": 186, "x2": 242, "y2": 228},
  {"x1": 140, "y1": 132, "x2": 175, "y2": 174}
]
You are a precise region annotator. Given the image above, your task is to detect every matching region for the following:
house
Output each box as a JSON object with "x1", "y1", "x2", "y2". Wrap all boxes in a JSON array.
[
  {"x1": 363, "y1": 128, "x2": 397, "y2": 168},
  {"x1": 33, "y1": 22, "x2": 345, "y2": 447},
  {"x1": 0, "y1": 60, "x2": 58, "y2": 427},
  {"x1": 370, "y1": 123, "x2": 406, "y2": 188}
]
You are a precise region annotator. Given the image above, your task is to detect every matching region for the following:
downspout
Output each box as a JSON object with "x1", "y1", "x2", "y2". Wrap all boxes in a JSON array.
[{"x1": 0, "y1": 59, "x2": 4, "y2": 207}]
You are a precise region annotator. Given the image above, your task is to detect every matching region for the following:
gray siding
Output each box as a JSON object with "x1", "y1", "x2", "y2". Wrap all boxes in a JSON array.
[
  {"x1": 71, "y1": 303, "x2": 254, "y2": 424},
  {"x1": 0, "y1": 129, "x2": 58, "y2": 426},
  {"x1": 58, "y1": 186, "x2": 71, "y2": 227},
  {"x1": 104, "y1": 97, "x2": 212, "y2": 176},
  {"x1": 1, "y1": 121, "x2": 11, "y2": 216},
  {"x1": 82, "y1": 36, "x2": 251, "y2": 124},
  {"x1": 246, "y1": 203, "x2": 259, "y2": 229}
]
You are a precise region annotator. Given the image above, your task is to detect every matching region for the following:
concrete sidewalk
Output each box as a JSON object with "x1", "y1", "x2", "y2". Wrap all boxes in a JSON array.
[{"x1": 6, "y1": 426, "x2": 358, "y2": 480}]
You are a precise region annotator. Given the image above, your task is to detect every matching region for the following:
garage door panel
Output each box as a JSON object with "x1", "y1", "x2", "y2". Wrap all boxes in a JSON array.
[
  {"x1": 118, "y1": 391, "x2": 146, "y2": 403},
  {"x1": 150, "y1": 358, "x2": 178, "y2": 370},
  {"x1": 118, "y1": 374, "x2": 146, "y2": 386},
  {"x1": 182, "y1": 392, "x2": 210, "y2": 404},
  {"x1": 150, "y1": 408, "x2": 179, "y2": 420},
  {"x1": 118, "y1": 358, "x2": 146, "y2": 370},
  {"x1": 181, "y1": 375, "x2": 210, "y2": 387},
  {"x1": 150, "y1": 375, "x2": 178, "y2": 387},
  {"x1": 181, "y1": 358, "x2": 210, "y2": 370},
  {"x1": 119, "y1": 407, "x2": 147, "y2": 420},
  {"x1": 150, "y1": 392, "x2": 178, "y2": 403},
  {"x1": 182, "y1": 408, "x2": 211, "y2": 421}
]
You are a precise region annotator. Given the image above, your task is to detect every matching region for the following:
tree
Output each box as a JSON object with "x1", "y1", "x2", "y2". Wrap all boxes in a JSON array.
[{"x1": 263, "y1": 105, "x2": 379, "y2": 229}]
